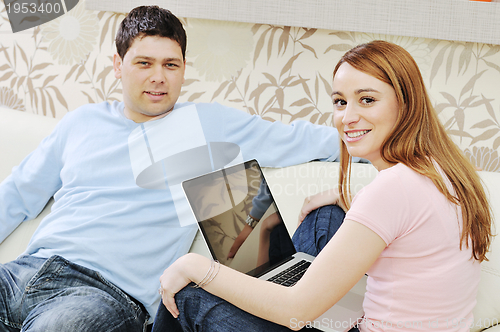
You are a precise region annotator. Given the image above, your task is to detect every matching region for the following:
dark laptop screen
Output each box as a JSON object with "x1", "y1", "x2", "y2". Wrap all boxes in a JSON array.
[{"x1": 182, "y1": 160, "x2": 296, "y2": 277}]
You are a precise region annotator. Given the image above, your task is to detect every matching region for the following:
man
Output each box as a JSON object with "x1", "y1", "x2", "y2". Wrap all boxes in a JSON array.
[{"x1": 0, "y1": 6, "x2": 341, "y2": 331}]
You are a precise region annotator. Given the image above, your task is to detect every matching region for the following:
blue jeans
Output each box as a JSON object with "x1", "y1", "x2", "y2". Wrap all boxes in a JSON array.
[
  {"x1": 153, "y1": 205, "x2": 356, "y2": 332},
  {"x1": 0, "y1": 255, "x2": 148, "y2": 332},
  {"x1": 291, "y1": 204, "x2": 346, "y2": 257}
]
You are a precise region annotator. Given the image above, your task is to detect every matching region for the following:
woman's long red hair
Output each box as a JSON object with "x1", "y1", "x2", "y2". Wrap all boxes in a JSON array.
[{"x1": 335, "y1": 40, "x2": 493, "y2": 262}]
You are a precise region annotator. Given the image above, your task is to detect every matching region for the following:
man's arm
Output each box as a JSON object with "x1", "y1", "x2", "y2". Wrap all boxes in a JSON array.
[
  {"x1": 0, "y1": 124, "x2": 64, "y2": 243},
  {"x1": 213, "y1": 103, "x2": 340, "y2": 167}
]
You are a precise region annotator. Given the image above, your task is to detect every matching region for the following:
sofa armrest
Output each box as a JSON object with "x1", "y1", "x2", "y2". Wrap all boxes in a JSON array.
[{"x1": 0, "y1": 107, "x2": 58, "y2": 181}]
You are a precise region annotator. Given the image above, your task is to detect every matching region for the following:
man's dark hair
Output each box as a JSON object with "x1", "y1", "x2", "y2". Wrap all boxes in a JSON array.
[{"x1": 115, "y1": 6, "x2": 187, "y2": 60}]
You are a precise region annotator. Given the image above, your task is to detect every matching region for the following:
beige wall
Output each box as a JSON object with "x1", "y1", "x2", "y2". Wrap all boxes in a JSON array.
[{"x1": 0, "y1": 0, "x2": 499, "y2": 172}]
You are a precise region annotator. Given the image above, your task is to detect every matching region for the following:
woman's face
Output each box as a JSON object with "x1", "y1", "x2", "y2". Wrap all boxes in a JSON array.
[{"x1": 332, "y1": 63, "x2": 399, "y2": 171}]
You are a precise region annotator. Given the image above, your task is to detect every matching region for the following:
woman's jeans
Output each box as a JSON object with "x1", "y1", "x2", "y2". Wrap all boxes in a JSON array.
[
  {"x1": 0, "y1": 255, "x2": 148, "y2": 332},
  {"x1": 152, "y1": 205, "x2": 356, "y2": 332}
]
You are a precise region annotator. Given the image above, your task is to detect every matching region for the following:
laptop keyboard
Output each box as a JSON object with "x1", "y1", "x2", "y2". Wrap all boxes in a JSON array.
[{"x1": 267, "y1": 260, "x2": 311, "y2": 287}]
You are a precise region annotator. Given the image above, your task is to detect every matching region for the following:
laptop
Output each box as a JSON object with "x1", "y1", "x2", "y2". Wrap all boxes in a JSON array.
[{"x1": 182, "y1": 159, "x2": 366, "y2": 332}]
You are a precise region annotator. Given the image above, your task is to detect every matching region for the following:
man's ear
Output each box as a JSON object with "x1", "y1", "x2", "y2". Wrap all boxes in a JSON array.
[{"x1": 113, "y1": 53, "x2": 123, "y2": 79}]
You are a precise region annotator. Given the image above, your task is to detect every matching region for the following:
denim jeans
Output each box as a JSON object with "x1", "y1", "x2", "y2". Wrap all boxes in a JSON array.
[
  {"x1": 0, "y1": 255, "x2": 148, "y2": 332},
  {"x1": 292, "y1": 204, "x2": 345, "y2": 257},
  {"x1": 153, "y1": 205, "x2": 357, "y2": 332}
]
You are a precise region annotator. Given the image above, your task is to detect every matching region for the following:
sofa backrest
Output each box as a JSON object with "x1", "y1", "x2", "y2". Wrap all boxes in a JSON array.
[
  {"x1": 263, "y1": 162, "x2": 378, "y2": 232},
  {"x1": 472, "y1": 171, "x2": 500, "y2": 332}
]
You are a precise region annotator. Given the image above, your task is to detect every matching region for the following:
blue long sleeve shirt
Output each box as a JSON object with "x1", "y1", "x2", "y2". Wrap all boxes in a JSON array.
[{"x1": 0, "y1": 101, "x2": 340, "y2": 318}]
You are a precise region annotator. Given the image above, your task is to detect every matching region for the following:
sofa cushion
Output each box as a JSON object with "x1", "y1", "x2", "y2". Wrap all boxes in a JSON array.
[{"x1": 472, "y1": 171, "x2": 500, "y2": 332}]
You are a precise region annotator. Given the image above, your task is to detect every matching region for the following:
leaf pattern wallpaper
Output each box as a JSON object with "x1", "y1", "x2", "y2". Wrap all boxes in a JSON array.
[{"x1": 0, "y1": 0, "x2": 499, "y2": 172}]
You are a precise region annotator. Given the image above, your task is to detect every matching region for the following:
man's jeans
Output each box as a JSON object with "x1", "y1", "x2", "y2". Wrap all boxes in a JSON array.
[
  {"x1": 0, "y1": 255, "x2": 148, "y2": 332},
  {"x1": 152, "y1": 205, "x2": 357, "y2": 332}
]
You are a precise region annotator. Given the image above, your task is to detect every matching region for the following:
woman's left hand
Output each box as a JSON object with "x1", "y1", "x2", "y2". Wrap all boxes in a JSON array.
[
  {"x1": 158, "y1": 254, "x2": 200, "y2": 318},
  {"x1": 298, "y1": 188, "x2": 344, "y2": 225}
]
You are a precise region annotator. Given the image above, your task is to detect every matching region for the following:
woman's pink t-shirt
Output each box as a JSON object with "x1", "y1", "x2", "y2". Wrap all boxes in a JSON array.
[{"x1": 346, "y1": 163, "x2": 480, "y2": 332}]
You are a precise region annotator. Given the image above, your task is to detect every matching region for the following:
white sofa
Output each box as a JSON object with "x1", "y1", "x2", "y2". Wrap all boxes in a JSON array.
[{"x1": 1, "y1": 107, "x2": 499, "y2": 331}]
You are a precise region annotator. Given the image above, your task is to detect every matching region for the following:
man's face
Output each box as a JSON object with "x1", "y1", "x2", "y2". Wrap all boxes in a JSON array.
[{"x1": 113, "y1": 36, "x2": 186, "y2": 123}]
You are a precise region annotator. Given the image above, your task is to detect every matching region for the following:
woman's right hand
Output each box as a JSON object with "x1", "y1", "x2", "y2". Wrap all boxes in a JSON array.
[
  {"x1": 298, "y1": 188, "x2": 345, "y2": 226},
  {"x1": 159, "y1": 253, "x2": 211, "y2": 318}
]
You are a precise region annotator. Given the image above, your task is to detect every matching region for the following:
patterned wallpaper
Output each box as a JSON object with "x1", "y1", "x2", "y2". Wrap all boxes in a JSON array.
[{"x1": 0, "y1": 0, "x2": 499, "y2": 172}]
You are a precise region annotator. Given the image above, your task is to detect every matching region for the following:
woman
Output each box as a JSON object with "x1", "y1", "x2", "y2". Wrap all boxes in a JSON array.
[{"x1": 154, "y1": 40, "x2": 493, "y2": 332}]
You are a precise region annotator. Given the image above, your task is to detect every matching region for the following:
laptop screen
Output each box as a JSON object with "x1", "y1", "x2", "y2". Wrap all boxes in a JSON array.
[{"x1": 182, "y1": 159, "x2": 297, "y2": 277}]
